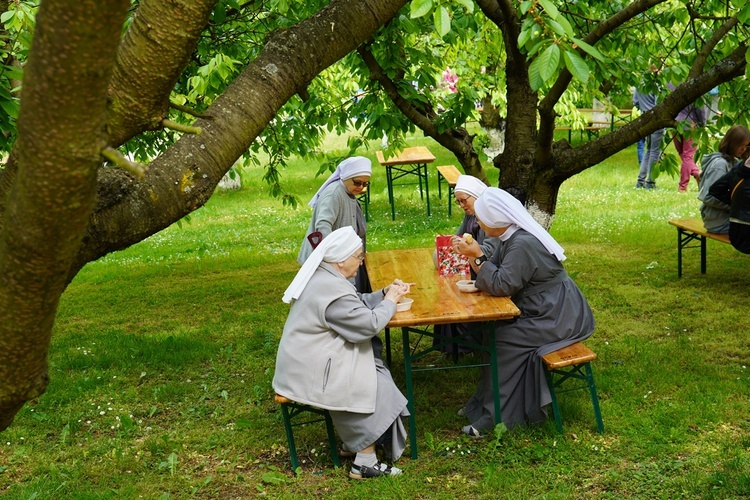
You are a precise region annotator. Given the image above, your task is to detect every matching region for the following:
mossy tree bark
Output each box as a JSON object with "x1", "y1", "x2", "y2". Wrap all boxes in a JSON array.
[
  {"x1": 0, "y1": 0, "x2": 132, "y2": 431},
  {"x1": 0, "y1": 0, "x2": 408, "y2": 431}
]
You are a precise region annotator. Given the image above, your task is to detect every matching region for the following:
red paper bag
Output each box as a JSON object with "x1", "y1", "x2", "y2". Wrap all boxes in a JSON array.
[{"x1": 435, "y1": 235, "x2": 470, "y2": 277}]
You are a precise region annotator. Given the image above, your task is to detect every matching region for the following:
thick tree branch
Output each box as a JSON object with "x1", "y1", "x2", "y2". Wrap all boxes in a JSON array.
[
  {"x1": 70, "y1": 0, "x2": 410, "y2": 275},
  {"x1": 107, "y1": 0, "x2": 217, "y2": 147},
  {"x1": 358, "y1": 45, "x2": 487, "y2": 183},
  {"x1": 555, "y1": 46, "x2": 747, "y2": 180}
]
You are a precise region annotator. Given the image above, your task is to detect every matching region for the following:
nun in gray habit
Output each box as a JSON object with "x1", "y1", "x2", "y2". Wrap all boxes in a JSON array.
[
  {"x1": 454, "y1": 187, "x2": 595, "y2": 436},
  {"x1": 274, "y1": 226, "x2": 411, "y2": 479}
]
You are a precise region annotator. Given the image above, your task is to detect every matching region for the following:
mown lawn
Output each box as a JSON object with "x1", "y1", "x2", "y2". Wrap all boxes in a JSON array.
[{"x1": 1, "y1": 132, "x2": 748, "y2": 499}]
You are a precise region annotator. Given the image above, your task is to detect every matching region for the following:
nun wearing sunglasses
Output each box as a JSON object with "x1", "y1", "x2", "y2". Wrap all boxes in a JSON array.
[{"x1": 298, "y1": 156, "x2": 372, "y2": 292}]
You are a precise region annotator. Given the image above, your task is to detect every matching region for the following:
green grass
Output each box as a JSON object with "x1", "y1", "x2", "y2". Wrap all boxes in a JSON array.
[{"x1": 1, "y1": 131, "x2": 749, "y2": 498}]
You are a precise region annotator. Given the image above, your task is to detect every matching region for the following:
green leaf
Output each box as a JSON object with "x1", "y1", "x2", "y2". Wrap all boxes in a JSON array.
[
  {"x1": 434, "y1": 6, "x2": 451, "y2": 38},
  {"x1": 556, "y1": 15, "x2": 574, "y2": 37},
  {"x1": 0, "y1": 98, "x2": 19, "y2": 119},
  {"x1": 537, "y1": 0, "x2": 560, "y2": 19},
  {"x1": 537, "y1": 43, "x2": 561, "y2": 82},
  {"x1": 519, "y1": 1, "x2": 533, "y2": 15},
  {"x1": 410, "y1": 0, "x2": 433, "y2": 19},
  {"x1": 2, "y1": 65, "x2": 23, "y2": 82},
  {"x1": 213, "y1": 3, "x2": 226, "y2": 23},
  {"x1": 0, "y1": 11, "x2": 14, "y2": 23},
  {"x1": 739, "y1": 3, "x2": 750, "y2": 24},
  {"x1": 517, "y1": 28, "x2": 532, "y2": 50},
  {"x1": 563, "y1": 49, "x2": 589, "y2": 84},
  {"x1": 571, "y1": 37, "x2": 607, "y2": 62},
  {"x1": 454, "y1": 0, "x2": 474, "y2": 14},
  {"x1": 528, "y1": 56, "x2": 544, "y2": 91},
  {"x1": 548, "y1": 19, "x2": 567, "y2": 37}
]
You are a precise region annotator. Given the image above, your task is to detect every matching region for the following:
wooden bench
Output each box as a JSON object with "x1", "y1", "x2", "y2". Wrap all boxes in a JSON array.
[
  {"x1": 436, "y1": 164, "x2": 462, "y2": 216},
  {"x1": 541, "y1": 342, "x2": 604, "y2": 434},
  {"x1": 275, "y1": 394, "x2": 341, "y2": 470},
  {"x1": 668, "y1": 218, "x2": 730, "y2": 278}
]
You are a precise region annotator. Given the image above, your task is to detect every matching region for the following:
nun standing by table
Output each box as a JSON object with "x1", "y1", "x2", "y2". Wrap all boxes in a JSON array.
[
  {"x1": 275, "y1": 226, "x2": 412, "y2": 479},
  {"x1": 297, "y1": 156, "x2": 372, "y2": 292},
  {"x1": 452, "y1": 188, "x2": 595, "y2": 436}
]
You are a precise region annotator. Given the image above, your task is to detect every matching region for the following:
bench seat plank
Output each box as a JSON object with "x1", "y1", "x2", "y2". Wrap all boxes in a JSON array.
[{"x1": 668, "y1": 217, "x2": 730, "y2": 277}]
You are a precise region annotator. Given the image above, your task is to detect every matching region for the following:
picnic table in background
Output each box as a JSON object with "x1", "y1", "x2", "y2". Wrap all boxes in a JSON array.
[
  {"x1": 367, "y1": 247, "x2": 520, "y2": 458},
  {"x1": 376, "y1": 146, "x2": 436, "y2": 221}
]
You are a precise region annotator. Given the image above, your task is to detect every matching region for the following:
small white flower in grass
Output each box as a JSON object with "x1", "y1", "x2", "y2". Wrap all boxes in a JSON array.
[
  {"x1": 605, "y1": 341, "x2": 609, "y2": 345},
  {"x1": 6, "y1": 442, "x2": 9, "y2": 446},
  {"x1": 100, "y1": 411, "x2": 105, "y2": 415},
  {"x1": 87, "y1": 421, "x2": 91, "y2": 424}
]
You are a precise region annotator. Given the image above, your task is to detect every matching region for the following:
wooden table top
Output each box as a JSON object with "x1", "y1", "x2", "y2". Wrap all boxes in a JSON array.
[
  {"x1": 366, "y1": 248, "x2": 520, "y2": 327},
  {"x1": 376, "y1": 146, "x2": 436, "y2": 166}
]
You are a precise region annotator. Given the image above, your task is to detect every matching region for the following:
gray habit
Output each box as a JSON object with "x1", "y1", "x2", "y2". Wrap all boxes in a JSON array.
[
  {"x1": 464, "y1": 229, "x2": 595, "y2": 432},
  {"x1": 325, "y1": 305, "x2": 408, "y2": 459}
]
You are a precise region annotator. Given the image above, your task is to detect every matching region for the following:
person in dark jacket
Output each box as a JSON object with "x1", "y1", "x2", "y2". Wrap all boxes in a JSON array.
[
  {"x1": 708, "y1": 158, "x2": 750, "y2": 253},
  {"x1": 698, "y1": 125, "x2": 750, "y2": 233}
]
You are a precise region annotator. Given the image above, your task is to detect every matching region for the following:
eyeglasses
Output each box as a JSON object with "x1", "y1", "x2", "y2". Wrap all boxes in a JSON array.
[
  {"x1": 351, "y1": 180, "x2": 370, "y2": 188},
  {"x1": 354, "y1": 252, "x2": 365, "y2": 262},
  {"x1": 455, "y1": 196, "x2": 473, "y2": 205}
]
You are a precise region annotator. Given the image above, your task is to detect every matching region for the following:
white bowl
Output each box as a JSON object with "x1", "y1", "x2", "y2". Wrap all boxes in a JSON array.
[
  {"x1": 396, "y1": 298, "x2": 414, "y2": 311},
  {"x1": 457, "y1": 280, "x2": 479, "y2": 293}
]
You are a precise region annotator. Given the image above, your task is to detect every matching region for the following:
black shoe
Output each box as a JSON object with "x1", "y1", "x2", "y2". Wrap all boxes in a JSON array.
[{"x1": 349, "y1": 461, "x2": 403, "y2": 479}]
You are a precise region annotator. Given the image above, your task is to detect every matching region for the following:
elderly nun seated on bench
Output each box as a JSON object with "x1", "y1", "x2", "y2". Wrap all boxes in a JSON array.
[{"x1": 274, "y1": 226, "x2": 413, "y2": 480}]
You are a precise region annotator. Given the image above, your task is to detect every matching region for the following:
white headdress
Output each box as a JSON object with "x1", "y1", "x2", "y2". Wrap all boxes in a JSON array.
[
  {"x1": 308, "y1": 156, "x2": 372, "y2": 208},
  {"x1": 474, "y1": 187, "x2": 566, "y2": 261},
  {"x1": 282, "y1": 226, "x2": 363, "y2": 303},
  {"x1": 454, "y1": 175, "x2": 487, "y2": 199}
]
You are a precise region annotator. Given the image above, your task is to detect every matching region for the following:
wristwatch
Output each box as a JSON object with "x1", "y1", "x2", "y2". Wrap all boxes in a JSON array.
[{"x1": 473, "y1": 255, "x2": 488, "y2": 266}]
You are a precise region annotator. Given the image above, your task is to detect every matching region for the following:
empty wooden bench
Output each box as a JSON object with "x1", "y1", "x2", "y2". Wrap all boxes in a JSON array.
[
  {"x1": 436, "y1": 164, "x2": 462, "y2": 216},
  {"x1": 541, "y1": 341, "x2": 604, "y2": 434},
  {"x1": 668, "y1": 218, "x2": 730, "y2": 277},
  {"x1": 275, "y1": 394, "x2": 341, "y2": 470}
]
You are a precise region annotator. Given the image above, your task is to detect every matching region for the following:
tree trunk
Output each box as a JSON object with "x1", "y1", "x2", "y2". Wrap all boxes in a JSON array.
[
  {"x1": 0, "y1": 0, "x2": 131, "y2": 430},
  {"x1": 0, "y1": 0, "x2": 410, "y2": 431}
]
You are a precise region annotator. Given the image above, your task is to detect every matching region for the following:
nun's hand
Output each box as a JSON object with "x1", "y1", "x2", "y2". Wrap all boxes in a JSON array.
[
  {"x1": 455, "y1": 238, "x2": 481, "y2": 258},
  {"x1": 384, "y1": 283, "x2": 410, "y2": 303}
]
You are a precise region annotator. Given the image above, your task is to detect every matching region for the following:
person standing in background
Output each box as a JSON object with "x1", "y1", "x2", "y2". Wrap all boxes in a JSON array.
[
  {"x1": 633, "y1": 66, "x2": 665, "y2": 189},
  {"x1": 667, "y1": 82, "x2": 706, "y2": 192}
]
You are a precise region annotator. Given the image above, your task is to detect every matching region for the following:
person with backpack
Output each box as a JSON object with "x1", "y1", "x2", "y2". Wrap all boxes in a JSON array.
[
  {"x1": 708, "y1": 157, "x2": 750, "y2": 253},
  {"x1": 698, "y1": 125, "x2": 750, "y2": 234}
]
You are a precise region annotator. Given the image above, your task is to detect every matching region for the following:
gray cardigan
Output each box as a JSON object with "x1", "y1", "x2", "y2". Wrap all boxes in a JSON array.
[
  {"x1": 698, "y1": 152, "x2": 733, "y2": 232},
  {"x1": 272, "y1": 263, "x2": 395, "y2": 413},
  {"x1": 297, "y1": 181, "x2": 365, "y2": 264}
]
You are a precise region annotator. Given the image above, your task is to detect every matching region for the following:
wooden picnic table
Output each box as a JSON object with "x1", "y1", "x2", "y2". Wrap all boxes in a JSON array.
[
  {"x1": 367, "y1": 247, "x2": 520, "y2": 458},
  {"x1": 376, "y1": 146, "x2": 436, "y2": 221}
]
